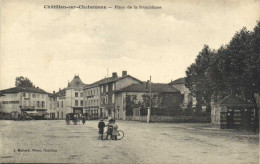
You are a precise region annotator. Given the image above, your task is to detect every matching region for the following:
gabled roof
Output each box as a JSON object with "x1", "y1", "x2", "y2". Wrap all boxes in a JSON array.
[
  {"x1": 115, "y1": 83, "x2": 180, "y2": 93},
  {"x1": 216, "y1": 95, "x2": 255, "y2": 107},
  {"x1": 84, "y1": 75, "x2": 142, "y2": 89},
  {"x1": 0, "y1": 87, "x2": 47, "y2": 94},
  {"x1": 169, "y1": 77, "x2": 185, "y2": 85},
  {"x1": 67, "y1": 75, "x2": 86, "y2": 89}
]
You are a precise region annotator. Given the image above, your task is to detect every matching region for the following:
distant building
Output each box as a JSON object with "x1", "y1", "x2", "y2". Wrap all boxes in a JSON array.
[
  {"x1": 48, "y1": 92, "x2": 57, "y2": 120},
  {"x1": 169, "y1": 77, "x2": 193, "y2": 109},
  {"x1": 115, "y1": 83, "x2": 183, "y2": 120},
  {"x1": 55, "y1": 75, "x2": 86, "y2": 119},
  {"x1": 0, "y1": 87, "x2": 49, "y2": 118},
  {"x1": 83, "y1": 71, "x2": 142, "y2": 119}
]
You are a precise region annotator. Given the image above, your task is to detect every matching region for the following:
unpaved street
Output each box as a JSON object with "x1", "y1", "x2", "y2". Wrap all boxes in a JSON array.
[{"x1": 0, "y1": 120, "x2": 259, "y2": 163}]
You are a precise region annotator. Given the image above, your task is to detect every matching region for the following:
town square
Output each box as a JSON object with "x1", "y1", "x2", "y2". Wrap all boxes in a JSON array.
[{"x1": 0, "y1": 120, "x2": 259, "y2": 163}]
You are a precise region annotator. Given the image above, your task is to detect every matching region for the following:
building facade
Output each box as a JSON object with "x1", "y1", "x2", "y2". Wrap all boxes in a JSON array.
[
  {"x1": 169, "y1": 77, "x2": 193, "y2": 109},
  {"x1": 0, "y1": 87, "x2": 49, "y2": 119},
  {"x1": 115, "y1": 83, "x2": 183, "y2": 120},
  {"x1": 83, "y1": 71, "x2": 142, "y2": 119},
  {"x1": 55, "y1": 75, "x2": 86, "y2": 119}
]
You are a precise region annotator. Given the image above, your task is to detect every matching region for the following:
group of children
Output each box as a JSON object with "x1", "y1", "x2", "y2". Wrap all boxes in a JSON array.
[{"x1": 98, "y1": 119, "x2": 118, "y2": 140}]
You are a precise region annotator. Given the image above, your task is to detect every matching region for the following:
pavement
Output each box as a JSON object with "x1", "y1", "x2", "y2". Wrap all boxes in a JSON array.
[{"x1": 0, "y1": 120, "x2": 259, "y2": 163}]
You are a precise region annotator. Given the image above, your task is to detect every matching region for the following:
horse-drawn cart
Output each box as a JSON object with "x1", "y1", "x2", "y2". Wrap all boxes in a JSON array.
[{"x1": 65, "y1": 113, "x2": 82, "y2": 125}]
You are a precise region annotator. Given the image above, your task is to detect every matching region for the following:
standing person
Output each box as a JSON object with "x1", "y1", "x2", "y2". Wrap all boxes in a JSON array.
[
  {"x1": 98, "y1": 119, "x2": 105, "y2": 140},
  {"x1": 106, "y1": 119, "x2": 114, "y2": 140},
  {"x1": 111, "y1": 120, "x2": 118, "y2": 140},
  {"x1": 82, "y1": 116, "x2": 86, "y2": 125}
]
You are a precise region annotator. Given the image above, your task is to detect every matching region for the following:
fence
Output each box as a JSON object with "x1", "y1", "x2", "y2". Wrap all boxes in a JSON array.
[{"x1": 125, "y1": 115, "x2": 211, "y2": 122}]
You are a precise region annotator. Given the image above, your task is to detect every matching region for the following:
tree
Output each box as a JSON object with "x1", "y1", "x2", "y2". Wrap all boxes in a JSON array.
[
  {"x1": 185, "y1": 45, "x2": 214, "y2": 113},
  {"x1": 15, "y1": 76, "x2": 35, "y2": 88}
]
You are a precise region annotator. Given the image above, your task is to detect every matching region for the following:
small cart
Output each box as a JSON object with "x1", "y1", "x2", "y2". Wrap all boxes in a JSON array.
[{"x1": 65, "y1": 113, "x2": 82, "y2": 125}]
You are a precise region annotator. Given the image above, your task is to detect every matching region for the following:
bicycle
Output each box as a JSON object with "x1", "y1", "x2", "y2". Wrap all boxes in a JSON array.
[{"x1": 103, "y1": 129, "x2": 124, "y2": 140}]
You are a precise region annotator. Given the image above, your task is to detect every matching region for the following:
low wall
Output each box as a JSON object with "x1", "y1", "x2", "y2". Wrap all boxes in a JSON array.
[{"x1": 125, "y1": 115, "x2": 211, "y2": 123}]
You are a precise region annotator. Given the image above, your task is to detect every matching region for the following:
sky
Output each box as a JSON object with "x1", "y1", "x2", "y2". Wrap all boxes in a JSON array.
[{"x1": 0, "y1": 0, "x2": 259, "y2": 92}]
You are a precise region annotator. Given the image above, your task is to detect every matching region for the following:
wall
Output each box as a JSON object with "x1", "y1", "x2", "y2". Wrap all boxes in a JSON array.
[
  {"x1": 170, "y1": 83, "x2": 191, "y2": 108},
  {"x1": 125, "y1": 115, "x2": 210, "y2": 122},
  {"x1": 211, "y1": 104, "x2": 222, "y2": 124},
  {"x1": 115, "y1": 77, "x2": 141, "y2": 90},
  {"x1": 0, "y1": 93, "x2": 21, "y2": 113}
]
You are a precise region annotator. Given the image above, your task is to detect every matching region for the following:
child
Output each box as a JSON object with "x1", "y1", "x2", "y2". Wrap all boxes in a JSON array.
[{"x1": 98, "y1": 119, "x2": 105, "y2": 140}]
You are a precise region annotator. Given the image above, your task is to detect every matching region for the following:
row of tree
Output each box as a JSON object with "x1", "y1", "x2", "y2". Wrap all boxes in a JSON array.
[{"x1": 185, "y1": 21, "x2": 260, "y2": 112}]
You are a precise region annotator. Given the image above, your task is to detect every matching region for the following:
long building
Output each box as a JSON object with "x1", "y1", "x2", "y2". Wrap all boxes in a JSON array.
[
  {"x1": 0, "y1": 87, "x2": 50, "y2": 119},
  {"x1": 84, "y1": 71, "x2": 142, "y2": 119}
]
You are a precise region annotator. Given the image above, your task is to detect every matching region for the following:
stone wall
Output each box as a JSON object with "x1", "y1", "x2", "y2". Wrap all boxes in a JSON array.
[{"x1": 125, "y1": 115, "x2": 211, "y2": 123}]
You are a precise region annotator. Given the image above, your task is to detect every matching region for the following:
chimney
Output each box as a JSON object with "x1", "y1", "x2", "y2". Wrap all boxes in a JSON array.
[
  {"x1": 112, "y1": 72, "x2": 118, "y2": 78},
  {"x1": 53, "y1": 91, "x2": 55, "y2": 94},
  {"x1": 122, "y1": 71, "x2": 127, "y2": 76}
]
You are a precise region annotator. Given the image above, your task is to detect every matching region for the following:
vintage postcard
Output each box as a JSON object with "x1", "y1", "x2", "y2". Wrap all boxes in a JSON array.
[{"x1": 0, "y1": 0, "x2": 259, "y2": 163}]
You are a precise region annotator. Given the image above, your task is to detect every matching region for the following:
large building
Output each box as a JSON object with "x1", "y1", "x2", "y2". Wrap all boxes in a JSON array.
[
  {"x1": 0, "y1": 87, "x2": 49, "y2": 119},
  {"x1": 55, "y1": 75, "x2": 87, "y2": 119},
  {"x1": 83, "y1": 71, "x2": 142, "y2": 119},
  {"x1": 115, "y1": 83, "x2": 183, "y2": 120}
]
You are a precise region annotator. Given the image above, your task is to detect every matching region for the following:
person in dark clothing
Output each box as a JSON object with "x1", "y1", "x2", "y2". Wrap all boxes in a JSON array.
[
  {"x1": 98, "y1": 119, "x2": 106, "y2": 140},
  {"x1": 82, "y1": 116, "x2": 86, "y2": 125}
]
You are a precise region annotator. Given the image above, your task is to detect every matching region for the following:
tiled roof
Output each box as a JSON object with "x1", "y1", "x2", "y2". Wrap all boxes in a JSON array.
[
  {"x1": 0, "y1": 87, "x2": 47, "y2": 94},
  {"x1": 169, "y1": 77, "x2": 185, "y2": 85},
  {"x1": 84, "y1": 75, "x2": 142, "y2": 89},
  {"x1": 116, "y1": 83, "x2": 180, "y2": 93},
  {"x1": 216, "y1": 95, "x2": 255, "y2": 106},
  {"x1": 54, "y1": 88, "x2": 66, "y2": 97},
  {"x1": 67, "y1": 75, "x2": 86, "y2": 89}
]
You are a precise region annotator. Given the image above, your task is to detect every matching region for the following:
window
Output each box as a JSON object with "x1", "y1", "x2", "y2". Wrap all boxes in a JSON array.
[
  {"x1": 101, "y1": 86, "x2": 103, "y2": 93},
  {"x1": 106, "y1": 95, "x2": 108, "y2": 104},
  {"x1": 37, "y1": 101, "x2": 40, "y2": 108},
  {"x1": 75, "y1": 100, "x2": 78, "y2": 106},
  {"x1": 22, "y1": 92, "x2": 26, "y2": 97},
  {"x1": 112, "y1": 83, "x2": 115, "y2": 90},
  {"x1": 42, "y1": 101, "x2": 45, "y2": 108},
  {"x1": 61, "y1": 101, "x2": 63, "y2": 107},
  {"x1": 37, "y1": 94, "x2": 40, "y2": 98},
  {"x1": 97, "y1": 99, "x2": 99, "y2": 105},
  {"x1": 106, "y1": 85, "x2": 108, "y2": 92},
  {"x1": 112, "y1": 94, "x2": 115, "y2": 103},
  {"x1": 80, "y1": 100, "x2": 83, "y2": 106},
  {"x1": 57, "y1": 101, "x2": 59, "y2": 107},
  {"x1": 32, "y1": 94, "x2": 36, "y2": 98},
  {"x1": 91, "y1": 90, "x2": 93, "y2": 95},
  {"x1": 75, "y1": 92, "x2": 78, "y2": 97},
  {"x1": 28, "y1": 93, "x2": 31, "y2": 98},
  {"x1": 80, "y1": 92, "x2": 83, "y2": 97}
]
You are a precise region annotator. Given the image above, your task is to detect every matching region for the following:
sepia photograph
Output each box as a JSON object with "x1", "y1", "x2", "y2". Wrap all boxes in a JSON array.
[{"x1": 0, "y1": 0, "x2": 259, "y2": 163}]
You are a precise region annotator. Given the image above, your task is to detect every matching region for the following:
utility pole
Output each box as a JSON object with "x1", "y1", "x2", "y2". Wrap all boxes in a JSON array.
[{"x1": 147, "y1": 76, "x2": 152, "y2": 123}]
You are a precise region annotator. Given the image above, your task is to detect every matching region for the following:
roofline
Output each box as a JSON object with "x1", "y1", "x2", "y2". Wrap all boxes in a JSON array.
[
  {"x1": 84, "y1": 75, "x2": 143, "y2": 90},
  {"x1": 0, "y1": 87, "x2": 48, "y2": 94}
]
